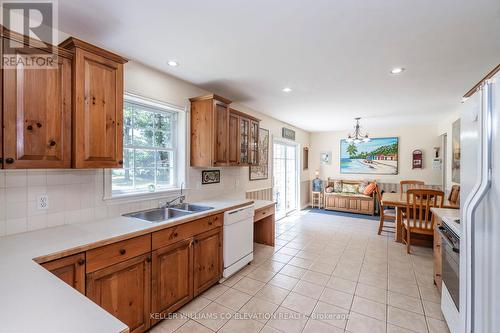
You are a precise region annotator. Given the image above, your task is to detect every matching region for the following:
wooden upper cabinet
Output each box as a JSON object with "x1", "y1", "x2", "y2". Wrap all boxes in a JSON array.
[
  {"x1": 228, "y1": 111, "x2": 239, "y2": 165},
  {"x1": 60, "y1": 37, "x2": 127, "y2": 168},
  {"x1": 86, "y1": 253, "x2": 151, "y2": 333},
  {"x1": 239, "y1": 117, "x2": 250, "y2": 165},
  {"x1": 2, "y1": 35, "x2": 72, "y2": 168},
  {"x1": 190, "y1": 94, "x2": 231, "y2": 167},
  {"x1": 190, "y1": 95, "x2": 260, "y2": 168},
  {"x1": 193, "y1": 228, "x2": 222, "y2": 296},
  {"x1": 250, "y1": 120, "x2": 259, "y2": 165},
  {"x1": 41, "y1": 253, "x2": 86, "y2": 294}
]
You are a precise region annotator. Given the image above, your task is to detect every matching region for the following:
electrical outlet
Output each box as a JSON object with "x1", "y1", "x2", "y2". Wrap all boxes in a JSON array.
[{"x1": 37, "y1": 194, "x2": 49, "y2": 210}]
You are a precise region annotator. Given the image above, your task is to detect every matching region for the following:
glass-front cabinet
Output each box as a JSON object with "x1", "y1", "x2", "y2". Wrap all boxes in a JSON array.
[
  {"x1": 250, "y1": 120, "x2": 259, "y2": 165},
  {"x1": 239, "y1": 117, "x2": 250, "y2": 164}
]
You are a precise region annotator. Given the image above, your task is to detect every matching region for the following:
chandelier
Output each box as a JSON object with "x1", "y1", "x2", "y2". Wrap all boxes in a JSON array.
[{"x1": 346, "y1": 117, "x2": 370, "y2": 144}]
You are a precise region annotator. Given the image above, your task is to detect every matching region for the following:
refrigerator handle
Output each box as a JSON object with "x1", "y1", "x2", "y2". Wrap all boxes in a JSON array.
[{"x1": 464, "y1": 80, "x2": 493, "y2": 333}]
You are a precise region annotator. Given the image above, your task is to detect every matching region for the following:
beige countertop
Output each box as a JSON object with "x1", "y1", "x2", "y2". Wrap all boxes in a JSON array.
[
  {"x1": 0, "y1": 197, "x2": 254, "y2": 333},
  {"x1": 431, "y1": 207, "x2": 460, "y2": 220},
  {"x1": 253, "y1": 199, "x2": 276, "y2": 211}
]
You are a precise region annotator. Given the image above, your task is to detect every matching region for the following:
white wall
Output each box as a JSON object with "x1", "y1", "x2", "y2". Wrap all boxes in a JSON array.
[
  {"x1": 309, "y1": 124, "x2": 442, "y2": 185},
  {"x1": 0, "y1": 61, "x2": 310, "y2": 237}
]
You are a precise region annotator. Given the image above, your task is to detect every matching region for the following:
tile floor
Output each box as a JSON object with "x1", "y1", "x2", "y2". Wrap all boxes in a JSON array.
[{"x1": 149, "y1": 209, "x2": 450, "y2": 333}]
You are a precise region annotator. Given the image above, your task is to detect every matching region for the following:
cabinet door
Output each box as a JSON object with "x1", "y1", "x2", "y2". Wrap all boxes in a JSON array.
[
  {"x1": 86, "y1": 254, "x2": 151, "y2": 333},
  {"x1": 41, "y1": 253, "x2": 86, "y2": 294},
  {"x1": 239, "y1": 117, "x2": 250, "y2": 165},
  {"x1": 73, "y1": 49, "x2": 123, "y2": 168},
  {"x1": 3, "y1": 43, "x2": 71, "y2": 168},
  {"x1": 249, "y1": 121, "x2": 259, "y2": 165},
  {"x1": 151, "y1": 239, "x2": 193, "y2": 324},
  {"x1": 193, "y1": 228, "x2": 222, "y2": 296},
  {"x1": 433, "y1": 224, "x2": 442, "y2": 291},
  {"x1": 213, "y1": 101, "x2": 229, "y2": 165},
  {"x1": 228, "y1": 112, "x2": 239, "y2": 165}
]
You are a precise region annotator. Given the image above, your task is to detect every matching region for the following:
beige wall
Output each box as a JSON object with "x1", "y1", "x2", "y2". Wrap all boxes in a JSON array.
[{"x1": 309, "y1": 124, "x2": 442, "y2": 185}]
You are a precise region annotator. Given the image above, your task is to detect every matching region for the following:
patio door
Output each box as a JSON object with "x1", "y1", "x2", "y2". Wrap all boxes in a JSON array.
[{"x1": 273, "y1": 140, "x2": 298, "y2": 220}]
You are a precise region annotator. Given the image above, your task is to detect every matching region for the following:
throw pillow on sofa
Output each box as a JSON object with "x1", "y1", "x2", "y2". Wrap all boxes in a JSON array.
[
  {"x1": 363, "y1": 182, "x2": 377, "y2": 196},
  {"x1": 325, "y1": 186, "x2": 334, "y2": 193},
  {"x1": 333, "y1": 180, "x2": 342, "y2": 192},
  {"x1": 358, "y1": 181, "x2": 369, "y2": 193},
  {"x1": 342, "y1": 183, "x2": 359, "y2": 193}
]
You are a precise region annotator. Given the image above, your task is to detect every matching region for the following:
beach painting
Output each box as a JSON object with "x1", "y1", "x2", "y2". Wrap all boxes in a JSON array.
[{"x1": 340, "y1": 137, "x2": 399, "y2": 175}]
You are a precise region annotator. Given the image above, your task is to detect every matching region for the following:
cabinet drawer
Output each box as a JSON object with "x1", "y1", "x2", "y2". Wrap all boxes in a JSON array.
[
  {"x1": 152, "y1": 214, "x2": 223, "y2": 250},
  {"x1": 254, "y1": 206, "x2": 274, "y2": 222},
  {"x1": 86, "y1": 234, "x2": 151, "y2": 273}
]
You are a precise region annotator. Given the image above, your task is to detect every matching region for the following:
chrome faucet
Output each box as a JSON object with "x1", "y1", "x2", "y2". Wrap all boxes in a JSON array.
[{"x1": 159, "y1": 182, "x2": 185, "y2": 208}]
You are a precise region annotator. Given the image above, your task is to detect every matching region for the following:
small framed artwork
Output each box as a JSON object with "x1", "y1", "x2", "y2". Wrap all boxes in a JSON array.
[
  {"x1": 202, "y1": 170, "x2": 220, "y2": 185},
  {"x1": 320, "y1": 151, "x2": 332, "y2": 165}
]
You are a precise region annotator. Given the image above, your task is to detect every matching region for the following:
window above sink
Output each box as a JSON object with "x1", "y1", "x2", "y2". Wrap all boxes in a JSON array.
[{"x1": 103, "y1": 93, "x2": 187, "y2": 202}]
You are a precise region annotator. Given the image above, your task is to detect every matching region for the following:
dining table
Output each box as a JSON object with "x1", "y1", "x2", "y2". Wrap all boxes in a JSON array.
[{"x1": 380, "y1": 192, "x2": 460, "y2": 242}]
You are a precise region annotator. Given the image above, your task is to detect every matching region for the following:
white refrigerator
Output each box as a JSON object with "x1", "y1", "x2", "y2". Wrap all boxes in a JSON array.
[{"x1": 458, "y1": 71, "x2": 500, "y2": 333}]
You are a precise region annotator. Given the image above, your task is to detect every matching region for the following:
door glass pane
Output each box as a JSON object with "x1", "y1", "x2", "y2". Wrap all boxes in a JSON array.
[
  {"x1": 286, "y1": 145, "x2": 297, "y2": 212},
  {"x1": 273, "y1": 142, "x2": 298, "y2": 220}
]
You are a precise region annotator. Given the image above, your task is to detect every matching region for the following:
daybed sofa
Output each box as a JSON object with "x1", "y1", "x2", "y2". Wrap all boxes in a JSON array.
[{"x1": 323, "y1": 178, "x2": 375, "y2": 215}]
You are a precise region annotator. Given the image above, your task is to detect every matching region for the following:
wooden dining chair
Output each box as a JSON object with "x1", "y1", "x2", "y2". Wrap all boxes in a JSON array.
[
  {"x1": 402, "y1": 189, "x2": 444, "y2": 254},
  {"x1": 400, "y1": 180, "x2": 425, "y2": 193},
  {"x1": 375, "y1": 184, "x2": 396, "y2": 235},
  {"x1": 448, "y1": 185, "x2": 460, "y2": 205}
]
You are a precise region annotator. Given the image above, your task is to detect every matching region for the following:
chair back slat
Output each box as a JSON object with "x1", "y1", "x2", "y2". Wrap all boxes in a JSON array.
[
  {"x1": 400, "y1": 180, "x2": 425, "y2": 194},
  {"x1": 405, "y1": 189, "x2": 444, "y2": 231}
]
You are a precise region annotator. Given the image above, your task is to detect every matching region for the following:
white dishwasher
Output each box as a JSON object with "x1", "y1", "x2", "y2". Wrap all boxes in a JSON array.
[{"x1": 222, "y1": 204, "x2": 254, "y2": 279}]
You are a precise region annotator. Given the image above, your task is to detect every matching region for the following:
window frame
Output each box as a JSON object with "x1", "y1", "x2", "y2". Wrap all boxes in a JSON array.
[{"x1": 103, "y1": 92, "x2": 187, "y2": 202}]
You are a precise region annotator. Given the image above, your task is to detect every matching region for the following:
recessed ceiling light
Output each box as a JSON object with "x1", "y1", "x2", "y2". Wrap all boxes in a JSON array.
[
  {"x1": 282, "y1": 87, "x2": 292, "y2": 93},
  {"x1": 390, "y1": 67, "x2": 405, "y2": 75},
  {"x1": 167, "y1": 60, "x2": 179, "y2": 67}
]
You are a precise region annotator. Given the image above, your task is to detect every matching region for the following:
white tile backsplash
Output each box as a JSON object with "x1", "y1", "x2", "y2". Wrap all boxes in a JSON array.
[{"x1": 0, "y1": 164, "x2": 269, "y2": 236}]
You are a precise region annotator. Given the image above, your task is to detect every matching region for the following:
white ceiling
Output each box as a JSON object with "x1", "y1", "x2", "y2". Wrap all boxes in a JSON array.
[{"x1": 58, "y1": 0, "x2": 500, "y2": 132}]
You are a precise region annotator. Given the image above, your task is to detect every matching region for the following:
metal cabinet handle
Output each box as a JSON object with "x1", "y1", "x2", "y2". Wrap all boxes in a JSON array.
[
  {"x1": 5, "y1": 158, "x2": 14, "y2": 164},
  {"x1": 119, "y1": 249, "x2": 126, "y2": 255},
  {"x1": 49, "y1": 140, "x2": 56, "y2": 147},
  {"x1": 27, "y1": 125, "x2": 33, "y2": 131},
  {"x1": 118, "y1": 160, "x2": 123, "y2": 165},
  {"x1": 146, "y1": 256, "x2": 151, "y2": 263},
  {"x1": 77, "y1": 259, "x2": 85, "y2": 266}
]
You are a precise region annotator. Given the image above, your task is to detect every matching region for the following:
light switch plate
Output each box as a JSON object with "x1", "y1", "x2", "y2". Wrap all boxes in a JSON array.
[{"x1": 37, "y1": 194, "x2": 49, "y2": 210}]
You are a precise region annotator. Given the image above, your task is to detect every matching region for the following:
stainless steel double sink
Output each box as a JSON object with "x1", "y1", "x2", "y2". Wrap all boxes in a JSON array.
[{"x1": 123, "y1": 203, "x2": 214, "y2": 223}]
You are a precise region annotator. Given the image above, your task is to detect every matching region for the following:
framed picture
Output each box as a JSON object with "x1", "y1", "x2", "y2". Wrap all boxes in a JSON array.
[
  {"x1": 452, "y1": 119, "x2": 460, "y2": 183},
  {"x1": 201, "y1": 170, "x2": 220, "y2": 184},
  {"x1": 250, "y1": 128, "x2": 269, "y2": 180},
  {"x1": 340, "y1": 137, "x2": 399, "y2": 175},
  {"x1": 320, "y1": 151, "x2": 331, "y2": 165}
]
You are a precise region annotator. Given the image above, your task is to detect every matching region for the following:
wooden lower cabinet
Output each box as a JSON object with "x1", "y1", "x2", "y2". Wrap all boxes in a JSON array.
[
  {"x1": 41, "y1": 253, "x2": 86, "y2": 294},
  {"x1": 86, "y1": 253, "x2": 151, "y2": 333},
  {"x1": 40, "y1": 215, "x2": 224, "y2": 333},
  {"x1": 434, "y1": 221, "x2": 443, "y2": 292},
  {"x1": 151, "y1": 238, "x2": 193, "y2": 325},
  {"x1": 193, "y1": 228, "x2": 223, "y2": 296}
]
